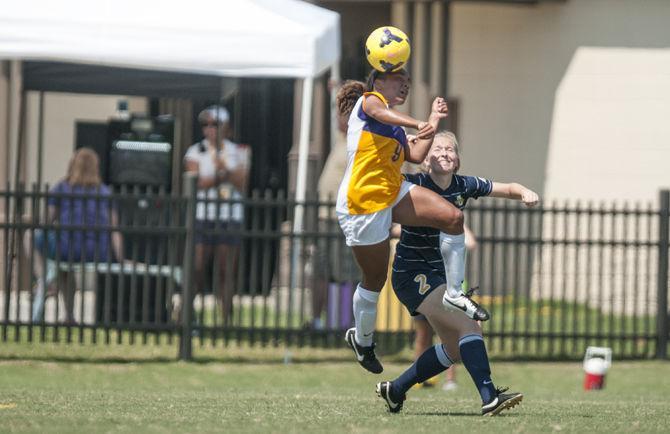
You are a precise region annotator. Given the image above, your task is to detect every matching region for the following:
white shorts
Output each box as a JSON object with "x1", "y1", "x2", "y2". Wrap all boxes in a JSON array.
[{"x1": 337, "y1": 181, "x2": 415, "y2": 246}]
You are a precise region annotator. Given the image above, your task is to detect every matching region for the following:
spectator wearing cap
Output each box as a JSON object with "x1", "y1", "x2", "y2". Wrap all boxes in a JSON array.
[{"x1": 184, "y1": 105, "x2": 251, "y2": 323}]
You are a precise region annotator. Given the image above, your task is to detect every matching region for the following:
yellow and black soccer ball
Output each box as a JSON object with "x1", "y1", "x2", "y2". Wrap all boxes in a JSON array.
[{"x1": 365, "y1": 26, "x2": 411, "y2": 72}]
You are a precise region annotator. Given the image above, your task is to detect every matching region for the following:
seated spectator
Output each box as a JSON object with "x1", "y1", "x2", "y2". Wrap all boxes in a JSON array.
[{"x1": 28, "y1": 148, "x2": 123, "y2": 323}]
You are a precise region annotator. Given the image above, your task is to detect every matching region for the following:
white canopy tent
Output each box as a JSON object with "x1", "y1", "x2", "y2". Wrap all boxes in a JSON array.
[
  {"x1": 0, "y1": 0, "x2": 341, "y2": 234},
  {"x1": 0, "y1": 0, "x2": 339, "y2": 77}
]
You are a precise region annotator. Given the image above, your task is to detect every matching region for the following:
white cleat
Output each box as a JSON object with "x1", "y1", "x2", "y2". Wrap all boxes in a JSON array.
[{"x1": 442, "y1": 287, "x2": 490, "y2": 321}]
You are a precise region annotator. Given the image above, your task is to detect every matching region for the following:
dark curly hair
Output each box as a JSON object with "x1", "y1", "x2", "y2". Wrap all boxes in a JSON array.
[{"x1": 336, "y1": 80, "x2": 366, "y2": 118}]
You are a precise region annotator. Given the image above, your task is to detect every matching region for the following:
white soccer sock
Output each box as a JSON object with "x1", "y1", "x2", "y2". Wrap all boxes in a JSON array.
[
  {"x1": 439, "y1": 232, "x2": 467, "y2": 298},
  {"x1": 353, "y1": 284, "x2": 379, "y2": 347}
]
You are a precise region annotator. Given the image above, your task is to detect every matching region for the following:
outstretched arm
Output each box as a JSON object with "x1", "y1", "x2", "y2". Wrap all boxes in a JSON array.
[{"x1": 490, "y1": 182, "x2": 540, "y2": 207}]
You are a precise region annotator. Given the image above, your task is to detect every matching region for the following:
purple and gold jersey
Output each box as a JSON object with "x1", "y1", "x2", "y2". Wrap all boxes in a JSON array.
[{"x1": 336, "y1": 92, "x2": 407, "y2": 215}]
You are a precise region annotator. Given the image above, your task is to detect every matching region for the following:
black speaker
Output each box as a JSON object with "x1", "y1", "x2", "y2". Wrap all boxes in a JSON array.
[
  {"x1": 109, "y1": 140, "x2": 172, "y2": 187},
  {"x1": 107, "y1": 115, "x2": 175, "y2": 190}
]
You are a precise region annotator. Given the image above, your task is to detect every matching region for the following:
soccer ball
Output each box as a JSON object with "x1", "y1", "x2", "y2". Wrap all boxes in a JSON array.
[{"x1": 365, "y1": 26, "x2": 411, "y2": 73}]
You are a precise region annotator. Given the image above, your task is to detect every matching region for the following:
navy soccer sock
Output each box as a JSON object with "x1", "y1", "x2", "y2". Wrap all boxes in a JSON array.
[
  {"x1": 392, "y1": 344, "x2": 453, "y2": 396},
  {"x1": 459, "y1": 334, "x2": 496, "y2": 404}
]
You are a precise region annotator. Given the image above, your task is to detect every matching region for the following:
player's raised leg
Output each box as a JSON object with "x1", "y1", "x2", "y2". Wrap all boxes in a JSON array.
[{"x1": 392, "y1": 183, "x2": 463, "y2": 234}]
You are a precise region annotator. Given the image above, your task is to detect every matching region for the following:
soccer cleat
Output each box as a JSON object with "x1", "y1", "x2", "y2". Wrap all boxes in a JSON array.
[
  {"x1": 442, "y1": 286, "x2": 490, "y2": 321},
  {"x1": 376, "y1": 381, "x2": 405, "y2": 413},
  {"x1": 345, "y1": 328, "x2": 383, "y2": 374},
  {"x1": 481, "y1": 386, "x2": 523, "y2": 416}
]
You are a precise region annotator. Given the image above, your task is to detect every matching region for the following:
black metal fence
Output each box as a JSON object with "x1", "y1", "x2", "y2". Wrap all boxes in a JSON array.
[{"x1": 1, "y1": 179, "x2": 668, "y2": 361}]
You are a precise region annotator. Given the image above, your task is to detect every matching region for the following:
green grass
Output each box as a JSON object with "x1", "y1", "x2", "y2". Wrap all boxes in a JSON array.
[{"x1": 0, "y1": 345, "x2": 669, "y2": 433}]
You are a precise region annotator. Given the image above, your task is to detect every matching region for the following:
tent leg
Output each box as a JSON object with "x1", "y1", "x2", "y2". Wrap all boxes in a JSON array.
[
  {"x1": 290, "y1": 77, "x2": 314, "y2": 291},
  {"x1": 37, "y1": 92, "x2": 45, "y2": 188},
  {"x1": 6, "y1": 60, "x2": 21, "y2": 187}
]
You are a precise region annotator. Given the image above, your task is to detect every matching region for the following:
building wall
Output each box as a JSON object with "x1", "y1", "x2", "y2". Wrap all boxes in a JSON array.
[
  {"x1": 545, "y1": 47, "x2": 670, "y2": 204},
  {"x1": 450, "y1": 0, "x2": 670, "y2": 203}
]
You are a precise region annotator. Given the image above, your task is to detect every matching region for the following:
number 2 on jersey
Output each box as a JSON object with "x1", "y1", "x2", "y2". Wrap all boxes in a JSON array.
[{"x1": 414, "y1": 274, "x2": 431, "y2": 295}]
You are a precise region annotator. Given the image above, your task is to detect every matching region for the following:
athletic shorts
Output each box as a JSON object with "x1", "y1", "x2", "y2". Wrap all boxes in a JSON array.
[
  {"x1": 337, "y1": 181, "x2": 415, "y2": 246},
  {"x1": 195, "y1": 220, "x2": 242, "y2": 246},
  {"x1": 391, "y1": 265, "x2": 446, "y2": 316}
]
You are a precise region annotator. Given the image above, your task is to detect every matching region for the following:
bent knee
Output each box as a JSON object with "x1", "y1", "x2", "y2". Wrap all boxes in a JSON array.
[
  {"x1": 437, "y1": 207, "x2": 463, "y2": 233},
  {"x1": 449, "y1": 209, "x2": 464, "y2": 228},
  {"x1": 362, "y1": 273, "x2": 387, "y2": 292}
]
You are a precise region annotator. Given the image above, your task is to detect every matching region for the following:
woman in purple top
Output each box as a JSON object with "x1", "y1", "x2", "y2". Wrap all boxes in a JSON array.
[
  {"x1": 31, "y1": 148, "x2": 123, "y2": 322},
  {"x1": 47, "y1": 149, "x2": 123, "y2": 262}
]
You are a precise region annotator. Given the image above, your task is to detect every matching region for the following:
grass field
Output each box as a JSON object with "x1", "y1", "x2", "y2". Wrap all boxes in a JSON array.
[{"x1": 1, "y1": 344, "x2": 669, "y2": 433}]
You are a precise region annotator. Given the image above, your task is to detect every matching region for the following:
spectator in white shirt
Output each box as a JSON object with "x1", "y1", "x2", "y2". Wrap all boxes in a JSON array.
[{"x1": 184, "y1": 106, "x2": 250, "y2": 323}]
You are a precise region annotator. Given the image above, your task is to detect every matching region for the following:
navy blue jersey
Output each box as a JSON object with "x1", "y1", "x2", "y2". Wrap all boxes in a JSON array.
[{"x1": 393, "y1": 173, "x2": 493, "y2": 273}]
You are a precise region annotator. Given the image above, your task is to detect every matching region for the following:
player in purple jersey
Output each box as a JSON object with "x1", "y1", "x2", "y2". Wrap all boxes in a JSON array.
[{"x1": 376, "y1": 131, "x2": 539, "y2": 416}]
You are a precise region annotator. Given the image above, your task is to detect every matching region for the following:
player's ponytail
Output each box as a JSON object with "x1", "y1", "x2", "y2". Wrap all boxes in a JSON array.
[{"x1": 336, "y1": 80, "x2": 366, "y2": 118}]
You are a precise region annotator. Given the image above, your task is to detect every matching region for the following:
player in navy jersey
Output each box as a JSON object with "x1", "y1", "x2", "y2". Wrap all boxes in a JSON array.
[
  {"x1": 395, "y1": 164, "x2": 494, "y2": 320},
  {"x1": 376, "y1": 131, "x2": 539, "y2": 416}
]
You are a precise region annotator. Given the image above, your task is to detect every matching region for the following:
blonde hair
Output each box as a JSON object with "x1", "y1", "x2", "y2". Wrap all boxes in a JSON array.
[
  {"x1": 66, "y1": 148, "x2": 102, "y2": 187},
  {"x1": 434, "y1": 131, "x2": 459, "y2": 150}
]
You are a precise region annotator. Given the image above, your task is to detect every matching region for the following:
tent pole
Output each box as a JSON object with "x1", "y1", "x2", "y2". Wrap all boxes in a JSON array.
[
  {"x1": 5, "y1": 63, "x2": 25, "y2": 302},
  {"x1": 292, "y1": 76, "x2": 314, "y2": 235},
  {"x1": 290, "y1": 77, "x2": 314, "y2": 290},
  {"x1": 6, "y1": 60, "x2": 21, "y2": 187},
  {"x1": 37, "y1": 91, "x2": 45, "y2": 188}
]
